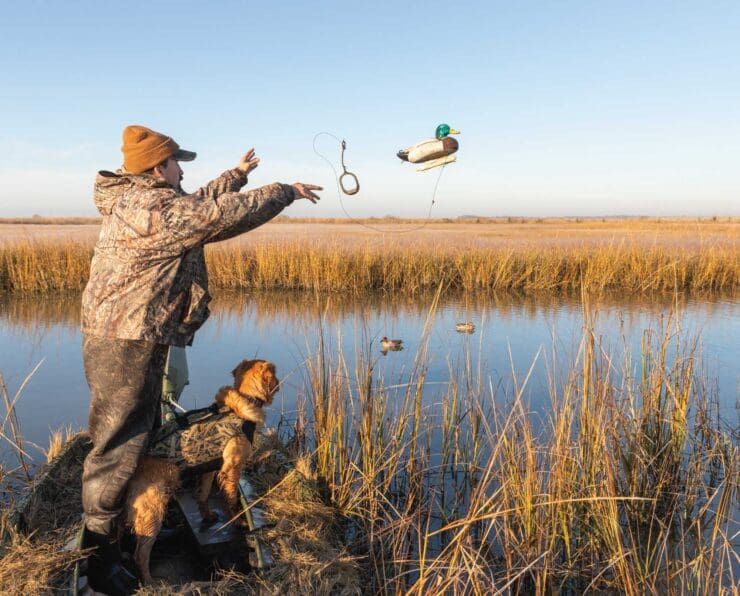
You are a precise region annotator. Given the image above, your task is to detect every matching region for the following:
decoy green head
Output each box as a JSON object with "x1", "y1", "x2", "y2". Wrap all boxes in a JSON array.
[{"x1": 435, "y1": 123, "x2": 460, "y2": 139}]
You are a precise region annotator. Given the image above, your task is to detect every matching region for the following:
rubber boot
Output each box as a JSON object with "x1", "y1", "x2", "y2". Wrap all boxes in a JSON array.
[{"x1": 83, "y1": 528, "x2": 139, "y2": 596}]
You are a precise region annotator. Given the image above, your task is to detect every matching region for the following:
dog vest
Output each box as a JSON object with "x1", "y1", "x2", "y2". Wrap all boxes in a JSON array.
[{"x1": 148, "y1": 403, "x2": 261, "y2": 475}]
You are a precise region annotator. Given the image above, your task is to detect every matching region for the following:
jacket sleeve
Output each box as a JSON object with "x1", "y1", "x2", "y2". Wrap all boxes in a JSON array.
[
  {"x1": 192, "y1": 168, "x2": 248, "y2": 200},
  {"x1": 204, "y1": 182, "x2": 295, "y2": 244},
  {"x1": 157, "y1": 181, "x2": 295, "y2": 252}
]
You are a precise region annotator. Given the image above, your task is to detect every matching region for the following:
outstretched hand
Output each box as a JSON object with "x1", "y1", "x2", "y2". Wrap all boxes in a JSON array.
[
  {"x1": 292, "y1": 183, "x2": 322, "y2": 204},
  {"x1": 236, "y1": 149, "x2": 260, "y2": 175}
]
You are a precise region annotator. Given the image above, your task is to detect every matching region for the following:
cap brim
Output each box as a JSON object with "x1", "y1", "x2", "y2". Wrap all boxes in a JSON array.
[{"x1": 173, "y1": 148, "x2": 197, "y2": 162}]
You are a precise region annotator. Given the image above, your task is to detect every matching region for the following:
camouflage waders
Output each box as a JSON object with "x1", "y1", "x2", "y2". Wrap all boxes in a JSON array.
[{"x1": 81, "y1": 335, "x2": 168, "y2": 535}]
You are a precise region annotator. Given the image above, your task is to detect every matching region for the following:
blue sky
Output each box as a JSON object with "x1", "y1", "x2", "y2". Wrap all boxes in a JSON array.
[{"x1": 1, "y1": 1, "x2": 738, "y2": 217}]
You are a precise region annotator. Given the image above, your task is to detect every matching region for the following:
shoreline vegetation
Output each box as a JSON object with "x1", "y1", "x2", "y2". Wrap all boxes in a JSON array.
[
  {"x1": 305, "y1": 312, "x2": 738, "y2": 593},
  {"x1": 0, "y1": 241, "x2": 736, "y2": 295},
  {"x1": 1, "y1": 218, "x2": 736, "y2": 294},
  {"x1": 1, "y1": 312, "x2": 737, "y2": 593}
]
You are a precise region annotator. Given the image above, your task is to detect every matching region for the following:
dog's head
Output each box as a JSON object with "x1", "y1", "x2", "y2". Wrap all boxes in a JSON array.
[{"x1": 231, "y1": 359, "x2": 279, "y2": 405}]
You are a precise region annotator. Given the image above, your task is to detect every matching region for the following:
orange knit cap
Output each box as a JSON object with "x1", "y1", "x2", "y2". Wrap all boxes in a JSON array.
[{"x1": 121, "y1": 125, "x2": 196, "y2": 173}]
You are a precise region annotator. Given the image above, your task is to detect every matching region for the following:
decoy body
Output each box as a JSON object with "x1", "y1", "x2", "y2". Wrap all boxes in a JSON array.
[
  {"x1": 455, "y1": 322, "x2": 475, "y2": 333},
  {"x1": 398, "y1": 124, "x2": 460, "y2": 171},
  {"x1": 380, "y1": 336, "x2": 404, "y2": 350}
]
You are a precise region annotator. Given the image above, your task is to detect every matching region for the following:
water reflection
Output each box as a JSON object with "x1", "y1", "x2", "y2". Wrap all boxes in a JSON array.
[
  {"x1": 2, "y1": 290, "x2": 735, "y2": 331},
  {"x1": 0, "y1": 291, "x2": 737, "y2": 466}
]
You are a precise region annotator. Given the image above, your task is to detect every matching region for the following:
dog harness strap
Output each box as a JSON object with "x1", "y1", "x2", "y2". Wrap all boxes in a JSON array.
[
  {"x1": 173, "y1": 402, "x2": 220, "y2": 428},
  {"x1": 242, "y1": 395, "x2": 265, "y2": 409},
  {"x1": 150, "y1": 403, "x2": 223, "y2": 447}
]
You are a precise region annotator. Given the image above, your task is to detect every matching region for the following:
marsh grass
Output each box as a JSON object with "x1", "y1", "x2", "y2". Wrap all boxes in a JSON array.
[
  {"x1": 0, "y1": 368, "x2": 37, "y2": 482},
  {"x1": 0, "y1": 522, "x2": 85, "y2": 594},
  {"x1": 207, "y1": 241, "x2": 737, "y2": 294},
  {"x1": 43, "y1": 427, "x2": 77, "y2": 464},
  {"x1": 0, "y1": 242, "x2": 94, "y2": 293},
  {"x1": 302, "y1": 308, "x2": 737, "y2": 594},
  {"x1": 0, "y1": 239, "x2": 736, "y2": 294},
  {"x1": 0, "y1": 365, "x2": 88, "y2": 595}
]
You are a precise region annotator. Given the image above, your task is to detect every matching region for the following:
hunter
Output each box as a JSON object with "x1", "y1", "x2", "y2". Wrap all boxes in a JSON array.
[{"x1": 79, "y1": 125, "x2": 321, "y2": 594}]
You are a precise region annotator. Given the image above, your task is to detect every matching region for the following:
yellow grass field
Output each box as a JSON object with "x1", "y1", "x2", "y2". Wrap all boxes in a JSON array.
[{"x1": 0, "y1": 218, "x2": 737, "y2": 294}]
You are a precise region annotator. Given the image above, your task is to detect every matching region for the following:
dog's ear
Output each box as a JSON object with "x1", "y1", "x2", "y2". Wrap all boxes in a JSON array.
[
  {"x1": 261, "y1": 362, "x2": 279, "y2": 399},
  {"x1": 232, "y1": 360, "x2": 258, "y2": 383}
]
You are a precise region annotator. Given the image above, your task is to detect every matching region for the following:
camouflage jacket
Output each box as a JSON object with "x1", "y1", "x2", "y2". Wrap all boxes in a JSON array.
[{"x1": 81, "y1": 168, "x2": 295, "y2": 346}]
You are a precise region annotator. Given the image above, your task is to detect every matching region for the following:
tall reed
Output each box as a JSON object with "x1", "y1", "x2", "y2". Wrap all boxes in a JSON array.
[
  {"x1": 302, "y1": 309, "x2": 737, "y2": 594},
  {"x1": 0, "y1": 240, "x2": 736, "y2": 294}
]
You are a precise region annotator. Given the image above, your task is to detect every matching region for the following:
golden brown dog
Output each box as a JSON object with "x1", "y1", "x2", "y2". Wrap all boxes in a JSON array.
[{"x1": 125, "y1": 359, "x2": 278, "y2": 584}]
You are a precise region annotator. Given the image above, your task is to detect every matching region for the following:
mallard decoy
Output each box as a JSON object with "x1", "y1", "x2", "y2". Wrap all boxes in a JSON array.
[
  {"x1": 397, "y1": 124, "x2": 460, "y2": 171},
  {"x1": 455, "y1": 322, "x2": 475, "y2": 333},
  {"x1": 380, "y1": 336, "x2": 403, "y2": 351}
]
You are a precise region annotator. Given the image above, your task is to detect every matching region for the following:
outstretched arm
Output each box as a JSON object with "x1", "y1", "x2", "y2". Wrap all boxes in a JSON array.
[
  {"x1": 154, "y1": 149, "x2": 321, "y2": 252},
  {"x1": 203, "y1": 182, "x2": 297, "y2": 244},
  {"x1": 156, "y1": 183, "x2": 295, "y2": 251},
  {"x1": 206, "y1": 182, "x2": 322, "y2": 244}
]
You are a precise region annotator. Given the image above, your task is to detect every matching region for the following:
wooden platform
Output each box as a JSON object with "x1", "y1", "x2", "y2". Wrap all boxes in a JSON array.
[
  {"x1": 175, "y1": 489, "x2": 246, "y2": 557},
  {"x1": 176, "y1": 477, "x2": 274, "y2": 567}
]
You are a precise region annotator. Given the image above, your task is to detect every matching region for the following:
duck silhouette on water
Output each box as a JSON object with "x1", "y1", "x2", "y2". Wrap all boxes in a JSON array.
[{"x1": 380, "y1": 336, "x2": 403, "y2": 355}]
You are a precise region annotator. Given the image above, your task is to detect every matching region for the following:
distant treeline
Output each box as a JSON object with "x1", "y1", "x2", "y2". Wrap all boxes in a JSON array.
[
  {"x1": 1, "y1": 215, "x2": 737, "y2": 225},
  {"x1": 0, "y1": 216, "x2": 102, "y2": 225}
]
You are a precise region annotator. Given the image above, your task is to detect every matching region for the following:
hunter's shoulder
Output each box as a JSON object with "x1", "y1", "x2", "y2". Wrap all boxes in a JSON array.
[{"x1": 113, "y1": 172, "x2": 178, "y2": 208}]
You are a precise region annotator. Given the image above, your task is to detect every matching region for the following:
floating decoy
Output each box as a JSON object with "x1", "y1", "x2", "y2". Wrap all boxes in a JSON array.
[
  {"x1": 397, "y1": 124, "x2": 460, "y2": 171},
  {"x1": 455, "y1": 322, "x2": 475, "y2": 333},
  {"x1": 380, "y1": 336, "x2": 404, "y2": 351}
]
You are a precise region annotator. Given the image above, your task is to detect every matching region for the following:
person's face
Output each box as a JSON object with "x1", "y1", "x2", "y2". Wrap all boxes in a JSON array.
[{"x1": 155, "y1": 158, "x2": 183, "y2": 189}]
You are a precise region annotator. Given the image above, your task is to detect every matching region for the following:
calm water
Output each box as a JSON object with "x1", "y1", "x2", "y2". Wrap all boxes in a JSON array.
[{"x1": 0, "y1": 291, "x2": 737, "y2": 469}]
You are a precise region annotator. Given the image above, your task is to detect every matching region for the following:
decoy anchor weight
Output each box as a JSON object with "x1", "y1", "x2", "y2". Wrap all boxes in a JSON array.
[{"x1": 339, "y1": 140, "x2": 360, "y2": 195}]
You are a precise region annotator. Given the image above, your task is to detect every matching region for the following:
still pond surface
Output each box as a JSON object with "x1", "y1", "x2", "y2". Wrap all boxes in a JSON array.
[{"x1": 0, "y1": 291, "x2": 737, "y2": 468}]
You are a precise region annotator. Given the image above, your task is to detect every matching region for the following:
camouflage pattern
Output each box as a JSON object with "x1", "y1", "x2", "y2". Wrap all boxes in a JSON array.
[
  {"x1": 148, "y1": 408, "x2": 260, "y2": 473},
  {"x1": 81, "y1": 168, "x2": 295, "y2": 346}
]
